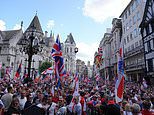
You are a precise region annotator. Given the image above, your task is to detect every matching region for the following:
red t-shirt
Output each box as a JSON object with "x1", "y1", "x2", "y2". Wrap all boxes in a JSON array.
[
  {"x1": 52, "y1": 97, "x2": 59, "y2": 103},
  {"x1": 142, "y1": 110, "x2": 154, "y2": 115}
]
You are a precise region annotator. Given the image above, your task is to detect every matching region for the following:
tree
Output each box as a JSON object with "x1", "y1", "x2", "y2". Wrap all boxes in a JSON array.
[{"x1": 39, "y1": 61, "x2": 52, "y2": 74}]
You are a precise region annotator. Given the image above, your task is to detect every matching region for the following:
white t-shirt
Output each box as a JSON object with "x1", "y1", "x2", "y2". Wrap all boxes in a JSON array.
[
  {"x1": 18, "y1": 97, "x2": 27, "y2": 110},
  {"x1": 48, "y1": 102, "x2": 58, "y2": 115}
]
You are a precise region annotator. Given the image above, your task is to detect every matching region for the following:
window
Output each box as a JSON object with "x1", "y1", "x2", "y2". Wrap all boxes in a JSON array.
[
  {"x1": 136, "y1": 0, "x2": 139, "y2": 7},
  {"x1": 138, "y1": 28, "x2": 141, "y2": 35},
  {"x1": 131, "y1": 44, "x2": 134, "y2": 50},
  {"x1": 146, "y1": 25, "x2": 149, "y2": 35},
  {"x1": 137, "y1": 0, "x2": 141, "y2": 4},
  {"x1": 153, "y1": 59, "x2": 154, "y2": 70},
  {"x1": 125, "y1": 48, "x2": 127, "y2": 53},
  {"x1": 67, "y1": 47, "x2": 69, "y2": 53},
  {"x1": 147, "y1": 59, "x2": 153, "y2": 72},
  {"x1": 128, "y1": 8, "x2": 131, "y2": 16},
  {"x1": 130, "y1": 32, "x2": 133, "y2": 40},
  {"x1": 128, "y1": 46, "x2": 130, "y2": 51},
  {"x1": 144, "y1": 42, "x2": 148, "y2": 52},
  {"x1": 125, "y1": 12, "x2": 127, "y2": 19},
  {"x1": 139, "y1": 40, "x2": 142, "y2": 46},
  {"x1": 127, "y1": 35, "x2": 129, "y2": 43},
  {"x1": 124, "y1": 38, "x2": 126, "y2": 45},
  {"x1": 137, "y1": 11, "x2": 140, "y2": 21},
  {"x1": 153, "y1": 38, "x2": 154, "y2": 49},
  {"x1": 135, "y1": 42, "x2": 139, "y2": 48},
  {"x1": 150, "y1": 39, "x2": 154, "y2": 50},
  {"x1": 0, "y1": 47, "x2": 1, "y2": 54},
  {"x1": 126, "y1": 23, "x2": 129, "y2": 30},
  {"x1": 149, "y1": 24, "x2": 152, "y2": 33},
  {"x1": 70, "y1": 47, "x2": 72, "y2": 53},
  {"x1": 34, "y1": 39, "x2": 38, "y2": 46},
  {"x1": 123, "y1": 26, "x2": 126, "y2": 33},
  {"x1": 129, "y1": 19, "x2": 132, "y2": 28},
  {"x1": 133, "y1": 15, "x2": 136, "y2": 24},
  {"x1": 143, "y1": 28, "x2": 147, "y2": 37},
  {"x1": 134, "y1": 29, "x2": 138, "y2": 37},
  {"x1": 147, "y1": 41, "x2": 151, "y2": 52},
  {"x1": 132, "y1": 1, "x2": 136, "y2": 11}
]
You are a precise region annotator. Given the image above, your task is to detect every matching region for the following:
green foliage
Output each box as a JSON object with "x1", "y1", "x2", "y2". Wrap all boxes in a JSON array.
[{"x1": 39, "y1": 61, "x2": 52, "y2": 74}]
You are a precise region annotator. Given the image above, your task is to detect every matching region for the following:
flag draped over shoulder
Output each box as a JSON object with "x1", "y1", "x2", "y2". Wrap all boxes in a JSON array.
[
  {"x1": 51, "y1": 35, "x2": 65, "y2": 89},
  {"x1": 115, "y1": 39, "x2": 125, "y2": 103},
  {"x1": 14, "y1": 61, "x2": 22, "y2": 79}
]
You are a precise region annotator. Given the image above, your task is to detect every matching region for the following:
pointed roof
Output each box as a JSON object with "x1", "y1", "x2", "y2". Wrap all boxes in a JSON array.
[
  {"x1": 25, "y1": 15, "x2": 43, "y2": 34},
  {"x1": 140, "y1": 0, "x2": 154, "y2": 28},
  {"x1": 0, "y1": 29, "x2": 22, "y2": 41},
  {"x1": 65, "y1": 33, "x2": 76, "y2": 45}
]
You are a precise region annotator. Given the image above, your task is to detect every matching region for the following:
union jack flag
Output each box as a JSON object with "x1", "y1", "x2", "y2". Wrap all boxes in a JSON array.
[{"x1": 51, "y1": 35, "x2": 65, "y2": 89}]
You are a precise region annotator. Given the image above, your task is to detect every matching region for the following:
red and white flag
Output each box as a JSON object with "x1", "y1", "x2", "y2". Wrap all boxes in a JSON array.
[
  {"x1": 115, "y1": 39, "x2": 125, "y2": 103},
  {"x1": 95, "y1": 73, "x2": 100, "y2": 81}
]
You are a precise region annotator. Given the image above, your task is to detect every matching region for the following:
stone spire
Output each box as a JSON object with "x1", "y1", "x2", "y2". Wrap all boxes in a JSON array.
[
  {"x1": 25, "y1": 15, "x2": 43, "y2": 35},
  {"x1": 65, "y1": 33, "x2": 76, "y2": 45}
]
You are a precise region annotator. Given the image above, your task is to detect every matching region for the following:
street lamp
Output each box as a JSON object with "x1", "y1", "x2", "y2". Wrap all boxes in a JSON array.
[{"x1": 17, "y1": 26, "x2": 45, "y2": 83}]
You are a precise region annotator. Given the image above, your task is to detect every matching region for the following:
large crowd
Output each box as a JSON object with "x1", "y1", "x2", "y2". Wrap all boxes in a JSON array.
[{"x1": 0, "y1": 76, "x2": 153, "y2": 115}]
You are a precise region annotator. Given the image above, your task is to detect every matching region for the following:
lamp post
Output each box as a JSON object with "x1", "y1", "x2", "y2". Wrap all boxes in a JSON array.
[
  {"x1": 18, "y1": 27, "x2": 45, "y2": 83},
  {"x1": 74, "y1": 47, "x2": 78, "y2": 54}
]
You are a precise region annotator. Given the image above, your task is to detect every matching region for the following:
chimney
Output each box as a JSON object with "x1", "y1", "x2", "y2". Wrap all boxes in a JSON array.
[{"x1": 45, "y1": 31, "x2": 48, "y2": 37}]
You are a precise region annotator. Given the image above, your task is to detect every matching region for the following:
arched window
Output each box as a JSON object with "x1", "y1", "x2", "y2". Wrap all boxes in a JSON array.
[
  {"x1": 70, "y1": 47, "x2": 72, "y2": 53},
  {"x1": 34, "y1": 38, "x2": 39, "y2": 46}
]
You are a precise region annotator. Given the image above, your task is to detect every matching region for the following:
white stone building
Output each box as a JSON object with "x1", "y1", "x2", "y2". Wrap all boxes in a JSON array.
[
  {"x1": 110, "y1": 18, "x2": 122, "y2": 78},
  {"x1": 0, "y1": 15, "x2": 55, "y2": 78},
  {"x1": 119, "y1": 0, "x2": 146, "y2": 81},
  {"x1": 63, "y1": 33, "x2": 77, "y2": 74},
  {"x1": 98, "y1": 29, "x2": 112, "y2": 79}
]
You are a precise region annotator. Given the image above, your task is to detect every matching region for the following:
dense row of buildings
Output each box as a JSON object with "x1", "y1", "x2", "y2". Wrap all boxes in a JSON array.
[
  {"x1": 0, "y1": 15, "x2": 91, "y2": 78},
  {"x1": 94, "y1": 0, "x2": 154, "y2": 84}
]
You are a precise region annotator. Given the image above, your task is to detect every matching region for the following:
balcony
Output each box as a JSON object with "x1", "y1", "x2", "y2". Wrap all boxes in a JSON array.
[{"x1": 124, "y1": 45, "x2": 144, "y2": 59}]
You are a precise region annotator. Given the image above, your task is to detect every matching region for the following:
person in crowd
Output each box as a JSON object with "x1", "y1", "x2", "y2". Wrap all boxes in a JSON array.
[
  {"x1": 105, "y1": 96, "x2": 121, "y2": 115},
  {"x1": 56, "y1": 96, "x2": 67, "y2": 115},
  {"x1": 141, "y1": 100, "x2": 154, "y2": 115},
  {"x1": 1, "y1": 86, "x2": 13, "y2": 110},
  {"x1": 7, "y1": 97, "x2": 22, "y2": 115},
  {"x1": 131, "y1": 103, "x2": 142, "y2": 115},
  {"x1": 18, "y1": 90, "x2": 27, "y2": 110},
  {"x1": 24, "y1": 93, "x2": 33, "y2": 110},
  {"x1": 73, "y1": 96, "x2": 82, "y2": 115},
  {"x1": 122, "y1": 103, "x2": 133, "y2": 115}
]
